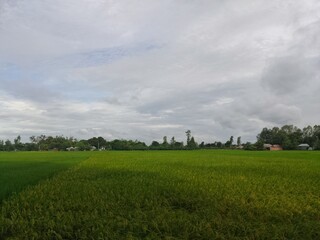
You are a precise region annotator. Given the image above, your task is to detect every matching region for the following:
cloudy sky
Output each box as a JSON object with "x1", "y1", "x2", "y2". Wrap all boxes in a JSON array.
[{"x1": 0, "y1": 0, "x2": 319, "y2": 143}]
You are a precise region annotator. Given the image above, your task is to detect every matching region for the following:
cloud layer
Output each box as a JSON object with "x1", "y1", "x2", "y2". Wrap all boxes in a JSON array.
[{"x1": 1, "y1": 0, "x2": 319, "y2": 143}]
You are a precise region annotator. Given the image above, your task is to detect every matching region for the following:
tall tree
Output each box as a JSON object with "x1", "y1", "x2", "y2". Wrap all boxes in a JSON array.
[
  {"x1": 187, "y1": 137, "x2": 198, "y2": 149},
  {"x1": 237, "y1": 136, "x2": 241, "y2": 146},
  {"x1": 170, "y1": 137, "x2": 176, "y2": 146},
  {"x1": 185, "y1": 130, "x2": 191, "y2": 145},
  {"x1": 150, "y1": 141, "x2": 160, "y2": 148},
  {"x1": 225, "y1": 136, "x2": 234, "y2": 148},
  {"x1": 163, "y1": 136, "x2": 168, "y2": 145},
  {"x1": 14, "y1": 135, "x2": 22, "y2": 150},
  {"x1": 4, "y1": 140, "x2": 14, "y2": 151}
]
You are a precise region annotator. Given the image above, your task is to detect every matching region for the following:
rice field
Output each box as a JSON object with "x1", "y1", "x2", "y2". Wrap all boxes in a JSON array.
[
  {"x1": 0, "y1": 151, "x2": 91, "y2": 202},
  {"x1": 1, "y1": 150, "x2": 320, "y2": 239}
]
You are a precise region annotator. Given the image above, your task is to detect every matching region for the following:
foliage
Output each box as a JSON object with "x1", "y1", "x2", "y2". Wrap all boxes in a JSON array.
[
  {"x1": 237, "y1": 136, "x2": 241, "y2": 146},
  {"x1": 109, "y1": 139, "x2": 148, "y2": 150},
  {"x1": 243, "y1": 142, "x2": 257, "y2": 150},
  {"x1": 225, "y1": 136, "x2": 234, "y2": 148},
  {"x1": 257, "y1": 125, "x2": 320, "y2": 150},
  {"x1": 185, "y1": 130, "x2": 198, "y2": 149},
  {"x1": 1, "y1": 125, "x2": 319, "y2": 151},
  {"x1": 187, "y1": 136, "x2": 198, "y2": 149}
]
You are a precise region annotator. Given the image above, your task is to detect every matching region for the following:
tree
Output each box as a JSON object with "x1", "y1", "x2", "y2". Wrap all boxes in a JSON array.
[
  {"x1": 150, "y1": 141, "x2": 160, "y2": 150},
  {"x1": 230, "y1": 136, "x2": 234, "y2": 145},
  {"x1": 237, "y1": 136, "x2": 241, "y2": 146},
  {"x1": 216, "y1": 142, "x2": 223, "y2": 148},
  {"x1": 256, "y1": 125, "x2": 304, "y2": 149},
  {"x1": 255, "y1": 139, "x2": 264, "y2": 150},
  {"x1": 97, "y1": 136, "x2": 107, "y2": 149},
  {"x1": 314, "y1": 137, "x2": 320, "y2": 150},
  {"x1": 271, "y1": 127, "x2": 283, "y2": 145},
  {"x1": 282, "y1": 136, "x2": 292, "y2": 150},
  {"x1": 4, "y1": 140, "x2": 14, "y2": 151},
  {"x1": 38, "y1": 135, "x2": 47, "y2": 150},
  {"x1": 257, "y1": 128, "x2": 273, "y2": 144},
  {"x1": 30, "y1": 136, "x2": 36, "y2": 143},
  {"x1": 243, "y1": 142, "x2": 256, "y2": 150},
  {"x1": 162, "y1": 136, "x2": 169, "y2": 149},
  {"x1": 225, "y1": 136, "x2": 234, "y2": 148},
  {"x1": 170, "y1": 137, "x2": 176, "y2": 146},
  {"x1": 0, "y1": 140, "x2": 4, "y2": 151},
  {"x1": 76, "y1": 140, "x2": 91, "y2": 151},
  {"x1": 151, "y1": 141, "x2": 160, "y2": 147},
  {"x1": 30, "y1": 135, "x2": 40, "y2": 150},
  {"x1": 185, "y1": 130, "x2": 191, "y2": 145},
  {"x1": 187, "y1": 137, "x2": 198, "y2": 149},
  {"x1": 302, "y1": 125, "x2": 317, "y2": 147},
  {"x1": 24, "y1": 143, "x2": 38, "y2": 151},
  {"x1": 14, "y1": 135, "x2": 21, "y2": 145},
  {"x1": 88, "y1": 137, "x2": 107, "y2": 150},
  {"x1": 163, "y1": 136, "x2": 168, "y2": 145},
  {"x1": 281, "y1": 125, "x2": 295, "y2": 135},
  {"x1": 110, "y1": 139, "x2": 129, "y2": 150},
  {"x1": 173, "y1": 141, "x2": 184, "y2": 149},
  {"x1": 14, "y1": 135, "x2": 22, "y2": 150}
]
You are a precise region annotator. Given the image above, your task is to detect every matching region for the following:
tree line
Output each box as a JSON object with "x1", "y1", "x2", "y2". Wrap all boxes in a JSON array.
[
  {"x1": 254, "y1": 125, "x2": 320, "y2": 150},
  {"x1": 0, "y1": 125, "x2": 319, "y2": 151}
]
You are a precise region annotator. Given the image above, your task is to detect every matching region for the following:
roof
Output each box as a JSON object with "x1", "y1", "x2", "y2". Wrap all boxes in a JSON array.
[{"x1": 298, "y1": 144, "x2": 310, "y2": 147}]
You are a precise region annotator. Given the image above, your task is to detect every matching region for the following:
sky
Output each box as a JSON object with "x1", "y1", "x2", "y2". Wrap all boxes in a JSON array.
[{"x1": 0, "y1": 0, "x2": 319, "y2": 144}]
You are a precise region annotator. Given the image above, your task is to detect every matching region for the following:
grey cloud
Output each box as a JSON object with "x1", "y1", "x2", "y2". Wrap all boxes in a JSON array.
[
  {"x1": 258, "y1": 104, "x2": 301, "y2": 125},
  {"x1": 261, "y1": 16, "x2": 320, "y2": 95},
  {"x1": 261, "y1": 57, "x2": 316, "y2": 94},
  {"x1": 0, "y1": 0, "x2": 320, "y2": 143},
  {"x1": 0, "y1": 79, "x2": 59, "y2": 102}
]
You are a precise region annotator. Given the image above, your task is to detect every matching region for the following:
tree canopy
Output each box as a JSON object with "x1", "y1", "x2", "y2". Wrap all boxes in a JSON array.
[{"x1": 1, "y1": 124, "x2": 319, "y2": 151}]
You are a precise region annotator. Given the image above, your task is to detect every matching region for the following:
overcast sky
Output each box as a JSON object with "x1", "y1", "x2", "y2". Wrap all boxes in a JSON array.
[{"x1": 0, "y1": 0, "x2": 319, "y2": 143}]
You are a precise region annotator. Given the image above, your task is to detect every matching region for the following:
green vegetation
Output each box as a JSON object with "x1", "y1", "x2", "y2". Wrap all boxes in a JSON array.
[
  {"x1": 1, "y1": 150, "x2": 320, "y2": 239},
  {"x1": 1, "y1": 124, "x2": 320, "y2": 152},
  {"x1": 0, "y1": 152, "x2": 90, "y2": 201},
  {"x1": 256, "y1": 125, "x2": 320, "y2": 150}
]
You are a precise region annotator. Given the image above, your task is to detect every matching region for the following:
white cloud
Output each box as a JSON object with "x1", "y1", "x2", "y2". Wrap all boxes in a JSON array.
[{"x1": 0, "y1": 0, "x2": 319, "y2": 143}]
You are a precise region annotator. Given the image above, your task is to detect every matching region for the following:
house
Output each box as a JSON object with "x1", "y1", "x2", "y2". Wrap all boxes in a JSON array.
[
  {"x1": 270, "y1": 145, "x2": 283, "y2": 151},
  {"x1": 66, "y1": 147, "x2": 78, "y2": 151},
  {"x1": 263, "y1": 144, "x2": 272, "y2": 150},
  {"x1": 264, "y1": 144, "x2": 283, "y2": 151},
  {"x1": 298, "y1": 144, "x2": 310, "y2": 150}
]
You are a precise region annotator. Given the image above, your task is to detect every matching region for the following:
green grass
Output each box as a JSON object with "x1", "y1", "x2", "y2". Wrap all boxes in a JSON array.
[
  {"x1": 0, "y1": 151, "x2": 91, "y2": 202},
  {"x1": 1, "y1": 150, "x2": 320, "y2": 239}
]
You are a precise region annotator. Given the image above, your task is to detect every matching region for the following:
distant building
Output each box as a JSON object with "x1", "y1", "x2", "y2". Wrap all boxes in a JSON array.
[
  {"x1": 264, "y1": 144, "x2": 283, "y2": 151},
  {"x1": 270, "y1": 145, "x2": 283, "y2": 151},
  {"x1": 298, "y1": 144, "x2": 310, "y2": 150},
  {"x1": 263, "y1": 144, "x2": 272, "y2": 150},
  {"x1": 66, "y1": 147, "x2": 78, "y2": 151}
]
